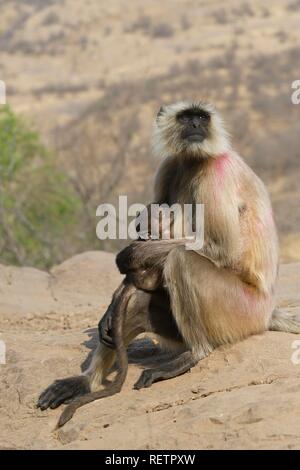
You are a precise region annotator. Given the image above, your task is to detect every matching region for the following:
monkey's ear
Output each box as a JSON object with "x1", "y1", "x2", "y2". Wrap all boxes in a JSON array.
[{"x1": 157, "y1": 106, "x2": 165, "y2": 119}]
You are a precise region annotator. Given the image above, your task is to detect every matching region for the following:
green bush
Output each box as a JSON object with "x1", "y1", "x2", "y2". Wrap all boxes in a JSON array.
[{"x1": 0, "y1": 106, "x2": 81, "y2": 268}]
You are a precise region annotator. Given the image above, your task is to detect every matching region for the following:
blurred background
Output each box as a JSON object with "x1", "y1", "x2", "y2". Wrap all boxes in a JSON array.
[{"x1": 0, "y1": 0, "x2": 299, "y2": 269}]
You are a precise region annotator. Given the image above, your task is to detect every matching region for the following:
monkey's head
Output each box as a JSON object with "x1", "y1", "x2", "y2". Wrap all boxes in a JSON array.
[{"x1": 153, "y1": 101, "x2": 230, "y2": 159}]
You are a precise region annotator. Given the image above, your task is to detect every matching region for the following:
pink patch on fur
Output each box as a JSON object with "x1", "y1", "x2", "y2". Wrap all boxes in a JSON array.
[
  {"x1": 214, "y1": 152, "x2": 231, "y2": 186},
  {"x1": 243, "y1": 284, "x2": 256, "y2": 306}
]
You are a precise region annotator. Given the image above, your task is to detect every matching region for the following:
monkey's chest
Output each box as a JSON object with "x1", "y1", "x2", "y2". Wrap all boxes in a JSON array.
[{"x1": 167, "y1": 172, "x2": 206, "y2": 207}]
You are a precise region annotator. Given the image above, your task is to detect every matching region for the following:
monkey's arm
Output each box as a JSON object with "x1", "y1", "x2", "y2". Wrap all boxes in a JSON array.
[
  {"x1": 116, "y1": 190, "x2": 241, "y2": 275},
  {"x1": 116, "y1": 239, "x2": 184, "y2": 274}
]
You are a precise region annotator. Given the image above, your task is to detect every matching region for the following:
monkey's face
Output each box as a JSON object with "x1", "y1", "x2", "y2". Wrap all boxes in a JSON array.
[
  {"x1": 153, "y1": 101, "x2": 230, "y2": 159},
  {"x1": 177, "y1": 108, "x2": 210, "y2": 144}
]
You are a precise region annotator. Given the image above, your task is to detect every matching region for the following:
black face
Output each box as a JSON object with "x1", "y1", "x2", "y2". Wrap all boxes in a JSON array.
[{"x1": 176, "y1": 108, "x2": 210, "y2": 143}]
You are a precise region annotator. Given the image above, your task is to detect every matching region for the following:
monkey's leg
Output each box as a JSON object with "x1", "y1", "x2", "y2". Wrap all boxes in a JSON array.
[
  {"x1": 134, "y1": 351, "x2": 198, "y2": 390},
  {"x1": 163, "y1": 246, "x2": 271, "y2": 354},
  {"x1": 99, "y1": 266, "x2": 164, "y2": 349},
  {"x1": 37, "y1": 286, "x2": 153, "y2": 411},
  {"x1": 57, "y1": 283, "x2": 135, "y2": 427},
  {"x1": 132, "y1": 286, "x2": 200, "y2": 390}
]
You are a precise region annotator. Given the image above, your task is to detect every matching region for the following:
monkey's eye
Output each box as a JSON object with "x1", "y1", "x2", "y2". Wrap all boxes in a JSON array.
[
  {"x1": 198, "y1": 112, "x2": 210, "y2": 120},
  {"x1": 177, "y1": 110, "x2": 210, "y2": 124},
  {"x1": 180, "y1": 115, "x2": 191, "y2": 123}
]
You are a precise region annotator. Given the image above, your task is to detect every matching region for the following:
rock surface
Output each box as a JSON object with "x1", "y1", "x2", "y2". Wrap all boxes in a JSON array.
[{"x1": 0, "y1": 252, "x2": 300, "y2": 449}]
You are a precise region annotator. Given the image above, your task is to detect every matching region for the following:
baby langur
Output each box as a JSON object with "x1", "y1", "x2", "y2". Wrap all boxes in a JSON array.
[{"x1": 38, "y1": 101, "x2": 300, "y2": 427}]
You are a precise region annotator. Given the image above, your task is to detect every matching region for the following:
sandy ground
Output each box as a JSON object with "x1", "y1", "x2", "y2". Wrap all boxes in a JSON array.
[{"x1": 1, "y1": 251, "x2": 300, "y2": 450}]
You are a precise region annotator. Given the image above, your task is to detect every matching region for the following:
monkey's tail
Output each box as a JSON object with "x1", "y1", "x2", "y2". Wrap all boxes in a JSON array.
[
  {"x1": 56, "y1": 282, "x2": 136, "y2": 429},
  {"x1": 269, "y1": 308, "x2": 300, "y2": 334}
]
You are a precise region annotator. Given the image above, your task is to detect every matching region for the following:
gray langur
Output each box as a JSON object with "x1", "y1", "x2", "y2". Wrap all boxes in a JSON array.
[{"x1": 38, "y1": 101, "x2": 300, "y2": 427}]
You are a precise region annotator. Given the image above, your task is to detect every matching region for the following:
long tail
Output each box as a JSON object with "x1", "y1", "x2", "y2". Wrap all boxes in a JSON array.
[
  {"x1": 57, "y1": 282, "x2": 136, "y2": 428},
  {"x1": 269, "y1": 308, "x2": 300, "y2": 334}
]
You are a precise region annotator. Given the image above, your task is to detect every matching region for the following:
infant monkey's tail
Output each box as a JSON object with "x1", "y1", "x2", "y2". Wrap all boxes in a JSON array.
[{"x1": 57, "y1": 282, "x2": 135, "y2": 428}]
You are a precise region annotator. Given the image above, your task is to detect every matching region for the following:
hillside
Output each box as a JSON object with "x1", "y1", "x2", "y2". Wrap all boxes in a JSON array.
[{"x1": 0, "y1": 0, "x2": 300, "y2": 261}]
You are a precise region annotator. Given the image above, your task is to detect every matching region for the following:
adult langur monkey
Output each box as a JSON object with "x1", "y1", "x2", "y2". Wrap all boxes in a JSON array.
[{"x1": 38, "y1": 101, "x2": 300, "y2": 425}]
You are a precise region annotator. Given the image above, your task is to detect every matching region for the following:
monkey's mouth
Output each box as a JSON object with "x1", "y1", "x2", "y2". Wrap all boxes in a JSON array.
[{"x1": 181, "y1": 130, "x2": 206, "y2": 143}]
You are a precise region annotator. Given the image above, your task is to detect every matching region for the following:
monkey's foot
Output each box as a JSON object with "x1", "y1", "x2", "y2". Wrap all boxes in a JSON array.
[
  {"x1": 37, "y1": 376, "x2": 90, "y2": 410},
  {"x1": 134, "y1": 369, "x2": 162, "y2": 390},
  {"x1": 134, "y1": 352, "x2": 198, "y2": 389}
]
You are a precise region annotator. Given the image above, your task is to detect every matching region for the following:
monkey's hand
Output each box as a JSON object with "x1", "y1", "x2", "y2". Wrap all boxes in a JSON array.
[{"x1": 98, "y1": 308, "x2": 115, "y2": 349}]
